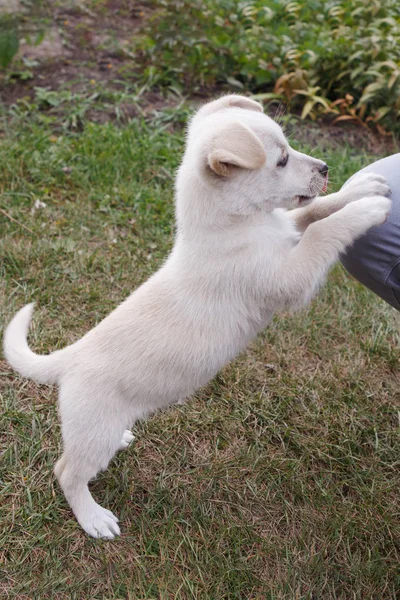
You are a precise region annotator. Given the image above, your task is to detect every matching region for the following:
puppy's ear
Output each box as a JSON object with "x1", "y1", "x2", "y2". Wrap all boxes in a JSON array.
[
  {"x1": 198, "y1": 94, "x2": 263, "y2": 119},
  {"x1": 225, "y1": 95, "x2": 263, "y2": 113},
  {"x1": 208, "y1": 121, "x2": 266, "y2": 177}
]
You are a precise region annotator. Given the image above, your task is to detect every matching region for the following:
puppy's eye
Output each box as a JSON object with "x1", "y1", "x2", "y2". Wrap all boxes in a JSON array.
[{"x1": 277, "y1": 155, "x2": 288, "y2": 167}]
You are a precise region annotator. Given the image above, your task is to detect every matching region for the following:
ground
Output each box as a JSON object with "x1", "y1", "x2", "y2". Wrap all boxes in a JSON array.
[{"x1": 0, "y1": 2, "x2": 399, "y2": 599}]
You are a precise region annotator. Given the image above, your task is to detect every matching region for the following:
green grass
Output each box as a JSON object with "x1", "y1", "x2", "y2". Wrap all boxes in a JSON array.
[{"x1": 0, "y1": 99, "x2": 399, "y2": 599}]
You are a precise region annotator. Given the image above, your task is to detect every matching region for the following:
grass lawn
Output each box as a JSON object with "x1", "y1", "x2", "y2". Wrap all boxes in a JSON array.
[{"x1": 0, "y1": 95, "x2": 399, "y2": 599}]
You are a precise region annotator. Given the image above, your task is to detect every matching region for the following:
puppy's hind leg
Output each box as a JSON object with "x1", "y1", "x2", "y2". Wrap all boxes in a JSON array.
[
  {"x1": 54, "y1": 454, "x2": 120, "y2": 539},
  {"x1": 54, "y1": 382, "x2": 131, "y2": 539}
]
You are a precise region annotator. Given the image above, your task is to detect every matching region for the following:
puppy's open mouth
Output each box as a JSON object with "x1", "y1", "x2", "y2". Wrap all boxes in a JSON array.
[
  {"x1": 297, "y1": 175, "x2": 328, "y2": 204},
  {"x1": 297, "y1": 195, "x2": 315, "y2": 204}
]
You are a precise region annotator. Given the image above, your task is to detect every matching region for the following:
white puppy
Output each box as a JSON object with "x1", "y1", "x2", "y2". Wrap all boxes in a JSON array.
[{"x1": 3, "y1": 95, "x2": 391, "y2": 538}]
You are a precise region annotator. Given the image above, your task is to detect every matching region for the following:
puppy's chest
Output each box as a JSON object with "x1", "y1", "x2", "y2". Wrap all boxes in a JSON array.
[
  {"x1": 288, "y1": 228, "x2": 302, "y2": 247},
  {"x1": 259, "y1": 213, "x2": 301, "y2": 251}
]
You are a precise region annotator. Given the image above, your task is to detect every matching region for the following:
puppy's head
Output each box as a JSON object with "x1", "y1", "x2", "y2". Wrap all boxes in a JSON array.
[{"x1": 181, "y1": 94, "x2": 328, "y2": 217}]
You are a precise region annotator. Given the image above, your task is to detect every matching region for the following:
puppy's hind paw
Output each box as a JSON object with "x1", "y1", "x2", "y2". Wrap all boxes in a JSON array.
[
  {"x1": 79, "y1": 503, "x2": 120, "y2": 539},
  {"x1": 118, "y1": 429, "x2": 135, "y2": 451}
]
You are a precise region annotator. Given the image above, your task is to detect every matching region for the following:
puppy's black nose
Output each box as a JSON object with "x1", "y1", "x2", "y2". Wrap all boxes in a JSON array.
[{"x1": 319, "y1": 163, "x2": 329, "y2": 176}]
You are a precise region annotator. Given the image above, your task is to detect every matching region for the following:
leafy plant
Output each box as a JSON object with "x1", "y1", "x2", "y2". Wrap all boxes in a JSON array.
[
  {"x1": 0, "y1": 1, "x2": 48, "y2": 70},
  {"x1": 0, "y1": 16, "x2": 19, "y2": 68},
  {"x1": 133, "y1": 0, "x2": 400, "y2": 133}
]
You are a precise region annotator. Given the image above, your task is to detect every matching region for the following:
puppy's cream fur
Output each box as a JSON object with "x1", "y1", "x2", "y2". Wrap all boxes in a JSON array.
[{"x1": 4, "y1": 95, "x2": 391, "y2": 538}]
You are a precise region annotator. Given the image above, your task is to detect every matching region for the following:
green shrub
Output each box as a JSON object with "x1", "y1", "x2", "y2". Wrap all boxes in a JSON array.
[{"x1": 134, "y1": 0, "x2": 400, "y2": 133}]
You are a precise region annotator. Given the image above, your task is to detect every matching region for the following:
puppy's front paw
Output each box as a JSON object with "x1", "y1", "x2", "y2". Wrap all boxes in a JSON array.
[
  {"x1": 345, "y1": 195, "x2": 392, "y2": 232},
  {"x1": 362, "y1": 195, "x2": 392, "y2": 226},
  {"x1": 341, "y1": 172, "x2": 391, "y2": 203}
]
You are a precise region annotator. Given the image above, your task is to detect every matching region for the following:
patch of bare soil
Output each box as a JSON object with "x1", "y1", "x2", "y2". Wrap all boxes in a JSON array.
[
  {"x1": 0, "y1": 1, "x2": 152, "y2": 104},
  {"x1": 287, "y1": 117, "x2": 397, "y2": 156}
]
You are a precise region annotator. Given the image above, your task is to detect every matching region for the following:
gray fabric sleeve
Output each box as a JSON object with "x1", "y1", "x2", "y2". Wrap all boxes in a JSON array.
[{"x1": 340, "y1": 153, "x2": 400, "y2": 310}]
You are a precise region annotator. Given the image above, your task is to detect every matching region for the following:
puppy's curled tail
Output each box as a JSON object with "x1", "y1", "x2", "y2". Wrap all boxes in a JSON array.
[{"x1": 4, "y1": 303, "x2": 62, "y2": 385}]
